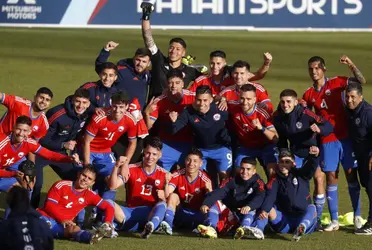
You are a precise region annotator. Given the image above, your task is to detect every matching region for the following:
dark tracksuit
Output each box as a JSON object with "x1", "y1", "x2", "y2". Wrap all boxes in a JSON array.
[
  {"x1": 80, "y1": 80, "x2": 119, "y2": 109},
  {"x1": 31, "y1": 95, "x2": 90, "y2": 208},
  {"x1": 346, "y1": 100, "x2": 372, "y2": 222}
]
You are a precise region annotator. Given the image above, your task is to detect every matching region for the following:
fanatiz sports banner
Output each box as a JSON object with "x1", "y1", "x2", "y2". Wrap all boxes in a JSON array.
[{"x1": 0, "y1": 0, "x2": 371, "y2": 30}]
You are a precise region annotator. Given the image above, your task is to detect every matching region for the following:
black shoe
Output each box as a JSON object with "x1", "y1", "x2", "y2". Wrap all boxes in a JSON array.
[{"x1": 355, "y1": 221, "x2": 372, "y2": 235}]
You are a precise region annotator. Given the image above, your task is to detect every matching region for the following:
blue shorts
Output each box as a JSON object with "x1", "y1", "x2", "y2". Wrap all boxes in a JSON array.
[
  {"x1": 158, "y1": 141, "x2": 192, "y2": 171},
  {"x1": 0, "y1": 160, "x2": 24, "y2": 192},
  {"x1": 321, "y1": 139, "x2": 357, "y2": 172},
  {"x1": 200, "y1": 147, "x2": 232, "y2": 172},
  {"x1": 89, "y1": 152, "x2": 116, "y2": 178},
  {"x1": 40, "y1": 216, "x2": 65, "y2": 239},
  {"x1": 174, "y1": 207, "x2": 206, "y2": 229},
  {"x1": 116, "y1": 206, "x2": 152, "y2": 232},
  {"x1": 234, "y1": 144, "x2": 277, "y2": 168},
  {"x1": 269, "y1": 208, "x2": 317, "y2": 234}
]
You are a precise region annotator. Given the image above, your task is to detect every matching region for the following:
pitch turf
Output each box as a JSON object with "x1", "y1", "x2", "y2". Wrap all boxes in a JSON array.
[{"x1": 0, "y1": 27, "x2": 372, "y2": 249}]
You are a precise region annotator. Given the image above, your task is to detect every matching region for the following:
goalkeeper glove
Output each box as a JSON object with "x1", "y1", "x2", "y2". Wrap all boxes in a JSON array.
[{"x1": 141, "y1": 2, "x2": 155, "y2": 21}]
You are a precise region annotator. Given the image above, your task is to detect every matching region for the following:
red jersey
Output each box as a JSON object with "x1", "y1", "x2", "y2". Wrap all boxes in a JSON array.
[
  {"x1": 188, "y1": 75, "x2": 231, "y2": 96},
  {"x1": 169, "y1": 168, "x2": 211, "y2": 210},
  {"x1": 302, "y1": 76, "x2": 349, "y2": 143},
  {"x1": 219, "y1": 83, "x2": 273, "y2": 114},
  {"x1": 38, "y1": 180, "x2": 105, "y2": 222},
  {"x1": 149, "y1": 90, "x2": 195, "y2": 143},
  {"x1": 0, "y1": 134, "x2": 72, "y2": 178},
  {"x1": 0, "y1": 94, "x2": 49, "y2": 140},
  {"x1": 229, "y1": 105, "x2": 274, "y2": 149},
  {"x1": 85, "y1": 112, "x2": 137, "y2": 153},
  {"x1": 125, "y1": 162, "x2": 167, "y2": 208}
]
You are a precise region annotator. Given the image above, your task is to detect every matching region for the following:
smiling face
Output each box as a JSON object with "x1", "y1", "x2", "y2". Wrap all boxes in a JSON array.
[
  {"x1": 345, "y1": 89, "x2": 363, "y2": 110},
  {"x1": 280, "y1": 96, "x2": 298, "y2": 114},
  {"x1": 240, "y1": 90, "x2": 256, "y2": 113},
  {"x1": 239, "y1": 163, "x2": 256, "y2": 181},
  {"x1": 278, "y1": 156, "x2": 295, "y2": 176},
  {"x1": 143, "y1": 145, "x2": 162, "y2": 167},
  {"x1": 134, "y1": 55, "x2": 151, "y2": 74},
  {"x1": 73, "y1": 96, "x2": 90, "y2": 115},
  {"x1": 308, "y1": 61, "x2": 325, "y2": 83},
  {"x1": 194, "y1": 93, "x2": 213, "y2": 114},
  {"x1": 33, "y1": 93, "x2": 52, "y2": 112},
  {"x1": 111, "y1": 102, "x2": 128, "y2": 121},
  {"x1": 12, "y1": 123, "x2": 31, "y2": 144},
  {"x1": 168, "y1": 42, "x2": 186, "y2": 63},
  {"x1": 232, "y1": 67, "x2": 250, "y2": 87},
  {"x1": 185, "y1": 154, "x2": 203, "y2": 175},
  {"x1": 76, "y1": 169, "x2": 96, "y2": 190},
  {"x1": 99, "y1": 68, "x2": 118, "y2": 88},
  {"x1": 167, "y1": 76, "x2": 184, "y2": 96},
  {"x1": 210, "y1": 56, "x2": 226, "y2": 76}
]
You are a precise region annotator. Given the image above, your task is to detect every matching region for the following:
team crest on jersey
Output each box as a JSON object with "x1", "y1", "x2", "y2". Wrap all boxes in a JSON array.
[
  {"x1": 32, "y1": 125, "x2": 39, "y2": 131},
  {"x1": 325, "y1": 89, "x2": 331, "y2": 96},
  {"x1": 355, "y1": 118, "x2": 361, "y2": 125},
  {"x1": 213, "y1": 113, "x2": 221, "y2": 121},
  {"x1": 80, "y1": 122, "x2": 85, "y2": 128},
  {"x1": 18, "y1": 152, "x2": 24, "y2": 158},
  {"x1": 155, "y1": 179, "x2": 160, "y2": 186},
  {"x1": 296, "y1": 122, "x2": 303, "y2": 129},
  {"x1": 247, "y1": 188, "x2": 253, "y2": 194},
  {"x1": 293, "y1": 178, "x2": 298, "y2": 185},
  {"x1": 78, "y1": 198, "x2": 85, "y2": 204},
  {"x1": 118, "y1": 126, "x2": 124, "y2": 132},
  {"x1": 195, "y1": 188, "x2": 200, "y2": 194}
]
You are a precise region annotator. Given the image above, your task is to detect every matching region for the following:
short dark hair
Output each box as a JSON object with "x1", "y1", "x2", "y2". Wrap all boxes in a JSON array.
[
  {"x1": 308, "y1": 56, "x2": 326, "y2": 68},
  {"x1": 36, "y1": 87, "x2": 53, "y2": 99},
  {"x1": 196, "y1": 85, "x2": 212, "y2": 96},
  {"x1": 167, "y1": 69, "x2": 184, "y2": 80},
  {"x1": 16, "y1": 115, "x2": 32, "y2": 127},
  {"x1": 232, "y1": 60, "x2": 251, "y2": 72},
  {"x1": 7, "y1": 186, "x2": 30, "y2": 212},
  {"x1": 240, "y1": 84, "x2": 256, "y2": 94},
  {"x1": 80, "y1": 164, "x2": 97, "y2": 179},
  {"x1": 279, "y1": 149, "x2": 295, "y2": 160},
  {"x1": 240, "y1": 157, "x2": 257, "y2": 166},
  {"x1": 210, "y1": 50, "x2": 226, "y2": 59},
  {"x1": 74, "y1": 88, "x2": 90, "y2": 100},
  {"x1": 111, "y1": 91, "x2": 129, "y2": 105},
  {"x1": 144, "y1": 136, "x2": 163, "y2": 151},
  {"x1": 135, "y1": 48, "x2": 152, "y2": 58},
  {"x1": 187, "y1": 148, "x2": 203, "y2": 160},
  {"x1": 169, "y1": 37, "x2": 187, "y2": 49},
  {"x1": 280, "y1": 89, "x2": 298, "y2": 98},
  {"x1": 98, "y1": 62, "x2": 118, "y2": 75},
  {"x1": 346, "y1": 82, "x2": 363, "y2": 96}
]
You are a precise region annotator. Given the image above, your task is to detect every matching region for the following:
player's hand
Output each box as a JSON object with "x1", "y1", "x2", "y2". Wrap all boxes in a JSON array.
[
  {"x1": 157, "y1": 189, "x2": 166, "y2": 201},
  {"x1": 117, "y1": 156, "x2": 128, "y2": 166},
  {"x1": 141, "y1": 2, "x2": 155, "y2": 20},
  {"x1": 105, "y1": 41, "x2": 119, "y2": 51},
  {"x1": 62, "y1": 220, "x2": 76, "y2": 228},
  {"x1": 258, "y1": 210, "x2": 268, "y2": 220},
  {"x1": 120, "y1": 163, "x2": 130, "y2": 182},
  {"x1": 95, "y1": 108, "x2": 106, "y2": 117},
  {"x1": 309, "y1": 146, "x2": 320, "y2": 156},
  {"x1": 70, "y1": 153, "x2": 82, "y2": 165},
  {"x1": 63, "y1": 140, "x2": 77, "y2": 151},
  {"x1": 144, "y1": 97, "x2": 158, "y2": 116},
  {"x1": 200, "y1": 205, "x2": 209, "y2": 214},
  {"x1": 169, "y1": 111, "x2": 178, "y2": 123},
  {"x1": 252, "y1": 118, "x2": 263, "y2": 130},
  {"x1": 339, "y1": 55, "x2": 354, "y2": 67},
  {"x1": 310, "y1": 124, "x2": 321, "y2": 134},
  {"x1": 238, "y1": 206, "x2": 251, "y2": 215},
  {"x1": 298, "y1": 99, "x2": 307, "y2": 108},
  {"x1": 217, "y1": 98, "x2": 228, "y2": 111},
  {"x1": 165, "y1": 172, "x2": 172, "y2": 183},
  {"x1": 15, "y1": 170, "x2": 24, "y2": 179},
  {"x1": 205, "y1": 181, "x2": 213, "y2": 192},
  {"x1": 263, "y1": 52, "x2": 273, "y2": 66}
]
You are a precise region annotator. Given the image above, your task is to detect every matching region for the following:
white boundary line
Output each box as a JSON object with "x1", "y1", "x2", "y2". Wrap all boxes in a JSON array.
[{"x1": 0, "y1": 23, "x2": 371, "y2": 32}]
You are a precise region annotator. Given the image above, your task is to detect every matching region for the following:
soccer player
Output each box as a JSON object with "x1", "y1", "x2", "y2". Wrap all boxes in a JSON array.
[
  {"x1": 37, "y1": 165, "x2": 116, "y2": 244},
  {"x1": 141, "y1": 2, "x2": 202, "y2": 97},
  {"x1": 345, "y1": 83, "x2": 372, "y2": 235},
  {"x1": 229, "y1": 84, "x2": 278, "y2": 176},
  {"x1": 0, "y1": 116, "x2": 80, "y2": 198},
  {"x1": 144, "y1": 69, "x2": 195, "y2": 171},
  {"x1": 302, "y1": 55, "x2": 365, "y2": 231},
  {"x1": 169, "y1": 85, "x2": 232, "y2": 181},
  {"x1": 189, "y1": 50, "x2": 273, "y2": 96},
  {"x1": 82, "y1": 91, "x2": 137, "y2": 205},
  {"x1": 0, "y1": 87, "x2": 53, "y2": 140},
  {"x1": 254, "y1": 147, "x2": 320, "y2": 241},
  {"x1": 218, "y1": 60, "x2": 273, "y2": 113},
  {"x1": 274, "y1": 89, "x2": 333, "y2": 229},
  {"x1": 31, "y1": 89, "x2": 92, "y2": 208},
  {"x1": 95, "y1": 41, "x2": 152, "y2": 108},
  {"x1": 196, "y1": 157, "x2": 265, "y2": 239},
  {"x1": 158, "y1": 148, "x2": 212, "y2": 235},
  {"x1": 107, "y1": 136, "x2": 169, "y2": 238}
]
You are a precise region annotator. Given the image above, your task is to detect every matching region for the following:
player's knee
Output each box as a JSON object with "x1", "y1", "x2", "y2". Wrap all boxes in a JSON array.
[
  {"x1": 326, "y1": 171, "x2": 338, "y2": 185},
  {"x1": 64, "y1": 225, "x2": 81, "y2": 237},
  {"x1": 268, "y1": 207, "x2": 277, "y2": 221},
  {"x1": 167, "y1": 193, "x2": 180, "y2": 207}
]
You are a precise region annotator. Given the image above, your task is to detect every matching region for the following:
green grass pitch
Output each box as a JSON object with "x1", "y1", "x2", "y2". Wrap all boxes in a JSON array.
[{"x1": 0, "y1": 27, "x2": 372, "y2": 249}]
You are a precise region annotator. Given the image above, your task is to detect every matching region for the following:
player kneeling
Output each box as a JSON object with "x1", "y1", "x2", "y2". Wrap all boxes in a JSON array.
[
  {"x1": 252, "y1": 147, "x2": 320, "y2": 241},
  {"x1": 197, "y1": 157, "x2": 265, "y2": 239},
  {"x1": 157, "y1": 148, "x2": 212, "y2": 235},
  {"x1": 37, "y1": 165, "x2": 116, "y2": 244}
]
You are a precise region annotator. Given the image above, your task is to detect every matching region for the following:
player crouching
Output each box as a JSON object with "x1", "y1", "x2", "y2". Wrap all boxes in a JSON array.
[
  {"x1": 196, "y1": 157, "x2": 265, "y2": 239},
  {"x1": 37, "y1": 165, "x2": 116, "y2": 244}
]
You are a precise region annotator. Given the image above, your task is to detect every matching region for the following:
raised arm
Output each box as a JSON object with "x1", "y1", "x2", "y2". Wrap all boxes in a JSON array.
[
  {"x1": 340, "y1": 55, "x2": 366, "y2": 85},
  {"x1": 141, "y1": 2, "x2": 157, "y2": 54},
  {"x1": 95, "y1": 41, "x2": 119, "y2": 74},
  {"x1": 248, "y1": 52, "x2": 273, "y2": 82}
]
